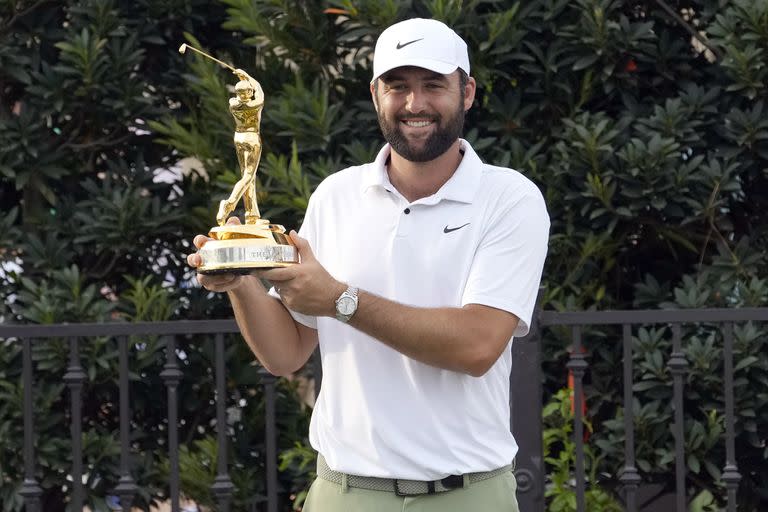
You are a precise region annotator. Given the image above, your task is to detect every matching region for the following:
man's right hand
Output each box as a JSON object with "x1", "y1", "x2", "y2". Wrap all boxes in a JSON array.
[{"x1": 186, "y1": 217, "x2": 245, "y2": 292}]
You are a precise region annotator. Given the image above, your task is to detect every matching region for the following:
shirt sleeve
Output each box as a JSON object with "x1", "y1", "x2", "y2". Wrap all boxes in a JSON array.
[
  {"x1": 461, "y1": 184, "x2": 550, "y2": 337},
  {"x1": 266, "y1": 193, "x2": 320, "y2": 330}
]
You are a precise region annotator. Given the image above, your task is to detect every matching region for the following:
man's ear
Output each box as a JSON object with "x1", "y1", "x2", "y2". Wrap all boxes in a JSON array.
[
  {"x1": 463, "y1": 77, "x2": 477, "y2": 112},
  {"x1": 370, "y1": 81, "x2": 379, "y2": 112}
]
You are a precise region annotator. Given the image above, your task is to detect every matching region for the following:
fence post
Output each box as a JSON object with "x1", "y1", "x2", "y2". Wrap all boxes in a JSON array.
[
  {"x1": 114, "y1": 336, "x2": 138, "y2": 510},
  {"x1": 510, "y1": 294, "x2": 545, "y2": 512},
  {"x1": 63, "y1": 336, "x2": 87, "y2": 511},
  {"x1": 19, "y1": 338, "x2": 43, "y2": 512},
  {"x1": 160, "y1": 335, "x2": 183, "y2": 512},
  {"x1": 259, "y1": 367, "x2": 279, "y2": 512},
  {"x1": 211, "y1": 334, "x2": 235, "y2": 511}
]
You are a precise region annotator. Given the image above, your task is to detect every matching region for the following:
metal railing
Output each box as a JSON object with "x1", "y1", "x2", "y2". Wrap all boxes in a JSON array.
[
  {"x1": 2, "y1": 307, "x2": 766, "y2": 511},
  {"x1": 3, "y1": 321, "x2": 249, "y2": 512},
  {"x1": 533, "y1": 307, "x2": 768, "y2": 512}
]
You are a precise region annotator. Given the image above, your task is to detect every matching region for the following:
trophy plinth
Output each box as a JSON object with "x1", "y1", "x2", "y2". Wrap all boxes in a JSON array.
[{"x1": 198, "y1": 220, "x2": 299, "y2": 274}]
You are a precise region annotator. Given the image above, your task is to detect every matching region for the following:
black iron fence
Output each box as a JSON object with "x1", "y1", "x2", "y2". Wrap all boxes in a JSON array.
[
  {"x1": 3, "y1": 321, "x2": 248, "y2": 512},
  {"x1": 1, "y1": 307, "x2": 766, "y2": 512},
  {"x1": 519, "y1": 307, "x2": 768, "y2": 512}
]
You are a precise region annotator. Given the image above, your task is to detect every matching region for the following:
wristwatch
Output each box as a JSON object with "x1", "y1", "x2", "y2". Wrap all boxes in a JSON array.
[{"x1": 335, "y1": 286, "x2": 359, "y2": 323}]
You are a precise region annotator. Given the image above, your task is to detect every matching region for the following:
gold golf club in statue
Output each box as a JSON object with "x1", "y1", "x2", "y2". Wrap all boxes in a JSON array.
[{"x1": 179, "y1": 43, "x2": 298, "y2": 273}]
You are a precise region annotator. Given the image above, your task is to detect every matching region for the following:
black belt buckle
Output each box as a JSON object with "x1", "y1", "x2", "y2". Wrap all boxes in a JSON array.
[{"x1": 440, "y1": 474, "x2": 463, "y2": 491}]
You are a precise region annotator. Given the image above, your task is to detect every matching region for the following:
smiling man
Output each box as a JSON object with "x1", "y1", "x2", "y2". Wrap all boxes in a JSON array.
[{"x1": 188, "y1": 18, "x2": 549, "y2": 512}]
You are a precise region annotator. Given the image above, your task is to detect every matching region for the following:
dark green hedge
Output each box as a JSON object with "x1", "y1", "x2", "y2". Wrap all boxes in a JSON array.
[{"x1": 1, "y1": 0, "x2": 766, "y2": 510}]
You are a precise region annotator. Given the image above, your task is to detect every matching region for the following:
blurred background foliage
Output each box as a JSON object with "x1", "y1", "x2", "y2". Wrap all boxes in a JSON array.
[{"x1": 0, "y1": 0, "x2": 766, "y2": 510}]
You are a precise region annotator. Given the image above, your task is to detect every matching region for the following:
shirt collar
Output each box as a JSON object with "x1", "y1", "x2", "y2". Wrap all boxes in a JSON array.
[
  {"x1": 361, "y1": 139, "x2": 482, "y2": 204},
  {"x1": 361, "y1": 143, "x2": 396, "y2": 192}
]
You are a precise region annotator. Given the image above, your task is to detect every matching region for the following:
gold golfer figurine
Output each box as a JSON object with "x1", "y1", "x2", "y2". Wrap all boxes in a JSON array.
[
  {"x1": 219, "y1": 68, "x2": 264, "y2": 225},
  {"x1": 179, "y1": 43, "x2": 298, "y2": 273}
]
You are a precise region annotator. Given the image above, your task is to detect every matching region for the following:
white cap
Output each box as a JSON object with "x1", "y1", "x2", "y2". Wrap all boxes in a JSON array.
[{"x1": 372, "y1": 18, "x2": 470, "y2": 82}]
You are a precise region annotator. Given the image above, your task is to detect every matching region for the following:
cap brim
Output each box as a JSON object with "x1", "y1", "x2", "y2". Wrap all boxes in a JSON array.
[{"x1": 372, "y1": 58, "x2": 459, "y2": 82}]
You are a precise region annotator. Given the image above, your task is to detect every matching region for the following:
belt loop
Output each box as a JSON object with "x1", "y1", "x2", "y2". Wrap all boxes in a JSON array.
[
  {"x1": 462, "y1": 474, "x2": 470, "y2": 489},
  {"x1": 341, "y1": 472, "x2": 349, "y2": 493}
]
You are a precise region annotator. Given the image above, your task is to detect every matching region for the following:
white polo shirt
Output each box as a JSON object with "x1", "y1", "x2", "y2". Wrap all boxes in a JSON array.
[{"x1": 277, "y1": 139, "x2": 549, "y2": 480}]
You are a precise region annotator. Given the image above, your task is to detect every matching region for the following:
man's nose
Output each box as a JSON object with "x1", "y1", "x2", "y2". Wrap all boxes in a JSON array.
[{"x1": 405, "y1": 88, "x2": 427, "y2": 113}]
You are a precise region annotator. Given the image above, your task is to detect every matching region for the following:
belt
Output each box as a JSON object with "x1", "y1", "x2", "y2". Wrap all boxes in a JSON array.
[{"x1": 316, "y1": 455, "x2": 515, "y2": 496}]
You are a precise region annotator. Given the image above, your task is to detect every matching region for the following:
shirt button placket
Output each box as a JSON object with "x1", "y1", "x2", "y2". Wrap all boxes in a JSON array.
[{"x1": 396, "y1": 206, "x2": 412, "y2": 238}]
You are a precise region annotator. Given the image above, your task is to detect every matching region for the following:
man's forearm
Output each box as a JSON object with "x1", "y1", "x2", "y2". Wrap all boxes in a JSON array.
[
  {"x1": 253, "y1": 233, "x2": 518, "y2": 376},
  {"x1": 347, "y1": 290, "x2": 518, "y2": 377},
  {"x1": 227, "y1": 276, "x2": 316, "y2": 376}
]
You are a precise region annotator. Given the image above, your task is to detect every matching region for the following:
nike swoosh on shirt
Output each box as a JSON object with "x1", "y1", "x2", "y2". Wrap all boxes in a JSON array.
[
  {"x1": 396, "y1": 38, "x2": 424, "y2": 50},
  {"x1": 443, "y1": 223, "x2": 470, "y2": 234}
]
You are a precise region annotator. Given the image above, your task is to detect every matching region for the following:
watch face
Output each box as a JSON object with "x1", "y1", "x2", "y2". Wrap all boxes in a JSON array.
[{"x1": 338, "y1": 297, "x2": 356, "y2": 315}]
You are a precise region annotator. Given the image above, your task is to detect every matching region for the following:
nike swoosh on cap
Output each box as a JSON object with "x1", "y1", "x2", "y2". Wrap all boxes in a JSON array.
[
  {"x1": 396, "y1": 38, "x2": 424, "y2": 50},
  {"x1": 443, "y1": 223, "x2": 470, "y2": 234}
]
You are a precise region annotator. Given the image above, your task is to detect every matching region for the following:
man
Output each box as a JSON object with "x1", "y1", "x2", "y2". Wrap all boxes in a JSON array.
[{"x1": 188, "y1": 18, "x2": 549, "y2": 512}]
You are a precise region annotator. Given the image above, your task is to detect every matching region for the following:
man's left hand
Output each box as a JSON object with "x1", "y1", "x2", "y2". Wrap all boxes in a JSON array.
[{"x1": 258, "y1": 231, "x2": 345, "y2": 317}]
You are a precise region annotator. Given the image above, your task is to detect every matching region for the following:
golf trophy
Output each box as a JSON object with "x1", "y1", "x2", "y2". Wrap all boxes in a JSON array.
[{"x1": 180, "y1": 44, "x2": 298, "y2": 273}]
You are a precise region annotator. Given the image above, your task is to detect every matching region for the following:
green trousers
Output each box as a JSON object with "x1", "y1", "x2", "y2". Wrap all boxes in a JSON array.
[{"x1": 302, "y1": 470, "x2": 520, "y2": 512}]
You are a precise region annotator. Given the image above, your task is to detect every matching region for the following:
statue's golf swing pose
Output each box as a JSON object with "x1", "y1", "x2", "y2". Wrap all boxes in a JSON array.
[{"x1": 217, "y1": 68, "x2": 264, "y2": 226}]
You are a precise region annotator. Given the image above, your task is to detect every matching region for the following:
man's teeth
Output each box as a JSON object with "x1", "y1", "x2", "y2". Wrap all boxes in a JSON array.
[{"x1": 404, "y1": 120, "x2": 432, "y2": 127}]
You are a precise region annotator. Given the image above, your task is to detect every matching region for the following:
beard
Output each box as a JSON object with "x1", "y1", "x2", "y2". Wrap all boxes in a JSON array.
[{"x1": 376, "y1": 99, "x2": 466, "y2": 163}]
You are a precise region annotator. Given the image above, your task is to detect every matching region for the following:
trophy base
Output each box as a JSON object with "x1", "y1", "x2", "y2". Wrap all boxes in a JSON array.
[{"x1": 197, "y1": 220, "x2": 298, "y2": 274}]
